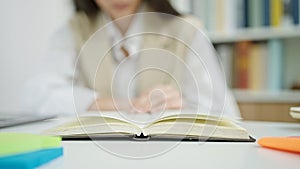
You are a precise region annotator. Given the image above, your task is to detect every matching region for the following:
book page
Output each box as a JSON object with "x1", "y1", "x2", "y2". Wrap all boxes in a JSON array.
[
  {"x1": 82, "y1": 110, "x2": 235, "y2": 128},
  {"x1": 44, "y1": 110, "x2": 244, "y2": 137},
  {"x1": 43, "y1": 115, "x2": 141, "y2": 136},
  {"x1": 142, "y1": 113, "x2": 249, "y2": 139}
]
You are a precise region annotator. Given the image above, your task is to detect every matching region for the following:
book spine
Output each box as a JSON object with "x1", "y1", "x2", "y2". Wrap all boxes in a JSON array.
[
  {"x1": 249, "y1": 44, "x2": 260, "y2": 90},
  {"x1": 282, "y1": 0, "x2": 294, "y2": 27},
  {"x1": 224, "y1": 0, "x2": 238, "y2": 34},
  {"x1": 291, "y1": 0, "x2": 299, "y2": 24},
  {"x1": 271, "y1": 0, "x2": 283, "y2": 27},
  {"x1": 216, "y1": 45, "x2": 234, "y2": 87},
  {"x1": 260, "y1": 43, "x2": 269, "y2": 90},
  {"x1": 191, "y1": 0, "x2": 207, "y2": 28},
  {"x1": 235, "y1": 41, "x2": 251, "y2": 89},
  {"x1": 248, "y1": 43, "x2": 268, "y2": 90},
  {"x1": 249, "y1": 0, "x2": 263, "y2": 27},
  {"x1": 216, "y1": 0, "x2": 225, "y2": 32},
  {"x1": 237, "y1": 0, "x2": 246, "y2": 28},
  {"x1": 267, "y1": 39, "x2": 283, "y2": 91},
  {"x1": 263, "y1": 0, "x2": 271, "y2": 26},
  {"x1": 243, "y1": 0, "x2": 250, "y2": 27},
  {"x1": 207, "y1": 0, "x2": 217, "y2": 31}
]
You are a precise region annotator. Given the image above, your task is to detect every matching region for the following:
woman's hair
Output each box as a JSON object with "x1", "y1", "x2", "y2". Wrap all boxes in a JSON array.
[{"x1": 73, "y1": 0, "x2": 181, "y2": 17}]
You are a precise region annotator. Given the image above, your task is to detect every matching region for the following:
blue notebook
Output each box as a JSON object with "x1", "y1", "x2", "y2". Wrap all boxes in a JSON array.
[{"x1": 0, "y1": 148, "x2": 63, "y2": 169}]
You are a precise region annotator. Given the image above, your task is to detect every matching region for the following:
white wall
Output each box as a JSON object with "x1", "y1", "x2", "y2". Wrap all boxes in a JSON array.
[{"x1": 0, "y1": 0, "x2": 73, "y2": 111}]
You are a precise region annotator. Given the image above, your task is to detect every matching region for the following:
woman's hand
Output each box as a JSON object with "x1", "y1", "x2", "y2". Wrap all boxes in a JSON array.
[
  {"x1": 88, "y1": 85, "x2": 183, "y2": 113},
  {"x1": 88, "y1": 98, "x2": 119, "y2": 111},
  {"x1": 131, "y1": 85, "x2": 183, "y2": 113}
]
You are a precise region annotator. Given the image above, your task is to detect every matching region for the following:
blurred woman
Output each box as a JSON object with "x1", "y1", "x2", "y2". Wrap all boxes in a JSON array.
[{"x1": 23, "y1": 0, "x2": 240, "y2": 117}]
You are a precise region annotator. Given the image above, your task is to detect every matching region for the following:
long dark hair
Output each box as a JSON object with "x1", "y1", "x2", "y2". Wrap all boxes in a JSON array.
[{"x1": 73, "y1": 0, "x2": 181, "y2": 17}]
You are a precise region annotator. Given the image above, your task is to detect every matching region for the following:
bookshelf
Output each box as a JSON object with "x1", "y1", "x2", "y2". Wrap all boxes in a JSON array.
[
  {"x1": 172, "y1": 0, "x2": 300, "y2": 122},
  {"x1": 233, "y1": 89, "x2": 300, "y2": 103},
  {"x1": 207, "y1": 26, "x2": 300, "y2": 43}
]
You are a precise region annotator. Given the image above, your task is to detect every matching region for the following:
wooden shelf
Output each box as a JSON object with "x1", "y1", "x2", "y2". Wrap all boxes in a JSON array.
[
  {"x1": 233, "y1": 89, "x2": 300, "y2": 103},
  {"x1": 207, "y1": 26, "x2": 300, "y2": 43}
]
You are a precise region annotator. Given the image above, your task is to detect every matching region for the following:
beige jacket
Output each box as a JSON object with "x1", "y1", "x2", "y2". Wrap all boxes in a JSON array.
[{"x1": 69, "y1": 7, "x2": 203, "y2": 97}]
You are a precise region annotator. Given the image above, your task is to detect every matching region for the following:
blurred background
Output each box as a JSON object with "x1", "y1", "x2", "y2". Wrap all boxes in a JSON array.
[
  {"x1": 0, "y1": 0, "x2": 73, "y2": 112},
  {"x1": 0, "y1": 0, "x2": 299, "y2": 121}
]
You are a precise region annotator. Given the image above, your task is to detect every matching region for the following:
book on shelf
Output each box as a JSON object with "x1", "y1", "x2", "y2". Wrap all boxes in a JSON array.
[
  {"x1": 234, "y1": 41, "x2": 251, "y2": 89},
  {"x1": 267, "y1": 39, "x2": 283, "y2": 91},
  {"x1": 200, "y1": 0, "x2": 239, "y2": 33},
  {"x1": 249, "y1": 0, "x2": 263, "y2": 27},
  {"x1": 243, "y1": 0, "x2": 250, "y2": 27},
  {"x1": 248, "y1": 43, "x2": 268, "y2": 90},
  {"x1": 292, "y1": 0, "x2": 299, "y2": 24},
  {"x1": 264, "y1": 0, "x2": 271, "y2": 26},
  {"x1": 216, "y1": 44, "x2": 234, "y2": 87},
  {"x1": 216, "y1": 0, "x2": 225, "y2": 32},
  {"x1": 236, "y1": 0, "x2": 246, "y2": 28},
  {"x1": 282, "y1": 0, "x2": 295, "y2": 27},
  {"x1": 290, "y1": 107, "x2": 300, "y2": 119},
  {"x1": 299, "y1": 0, "x2": 300, "y2": 24},
  {"x1": 271, "y1": 0, "x2": 283, "y2": 27},
  {"x1": 220, "y1": 40, "x2": 282, "y2": 91},
  {"x1": 190, "y1": 0, "x2": 300, "y2": 33},
  {"x1": 223, "y1": 0, "x2": 239, "y2": 34},
  {"x1": 43, "y1": 112, "x2": 255, "y2": 142},
  {"x1": 206, "y1": 0, "x2": 217, "y2": 31}
]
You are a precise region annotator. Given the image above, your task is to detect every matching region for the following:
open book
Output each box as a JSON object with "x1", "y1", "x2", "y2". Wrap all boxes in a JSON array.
[{"x1": 43, "y1": 112, "x2": 255, "y2": 142}]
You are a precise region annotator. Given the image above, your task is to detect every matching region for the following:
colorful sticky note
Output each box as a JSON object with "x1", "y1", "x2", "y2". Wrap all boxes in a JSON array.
[
  {"x1": 258, "y1": 137, "x2": 300, "y2": 154},
  {"x1": 0, "y1": 147, "x2": 63, "y2": 169},
  {"x1": 0, "y1": 133, "x2": 61, "y2": 156}
]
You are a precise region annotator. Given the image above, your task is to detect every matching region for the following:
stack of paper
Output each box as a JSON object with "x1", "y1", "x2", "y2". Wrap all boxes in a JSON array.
[
  {"x1": 0, "y1": 133, "x2": 63, "y2": 169},
  {"x1": 290, "y1": 107, "x2": 300, "y2": 119}
]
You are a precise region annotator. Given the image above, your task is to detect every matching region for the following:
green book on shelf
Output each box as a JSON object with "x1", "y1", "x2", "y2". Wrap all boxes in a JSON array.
[
  {"x1": 267, "y1": 39, "x2": 283, "y2": 91},
  {"x1": 0, "y1": 133, "x2": 61, "y2": 157},
  {"x1": 249, "y1": 0, "x2": 263, "y2": 27},
  {"x1": 206, "y1": 0, "x2": 217, "y2": 31}
]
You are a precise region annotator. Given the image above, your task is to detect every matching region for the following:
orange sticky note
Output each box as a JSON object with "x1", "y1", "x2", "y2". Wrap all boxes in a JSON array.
[{"x1": 258, "y1": 137, "x2": 300, "y2": 154}]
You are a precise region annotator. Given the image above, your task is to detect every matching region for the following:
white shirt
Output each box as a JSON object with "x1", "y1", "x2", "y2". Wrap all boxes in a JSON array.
[
  {"x1": 21, "y1": 14, "x2": 240, "y2": 118},
  {"x1": 104, "y1": 13, "x2": 143, "y2": 99}
]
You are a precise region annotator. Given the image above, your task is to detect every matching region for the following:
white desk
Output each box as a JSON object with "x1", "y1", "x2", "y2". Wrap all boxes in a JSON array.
[{"x1": 1, "y1": 118, "x2": 300, "y2": 169}]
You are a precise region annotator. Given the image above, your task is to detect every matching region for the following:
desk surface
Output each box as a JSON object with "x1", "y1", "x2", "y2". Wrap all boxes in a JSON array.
[{"x1": 1, "y1": 118, "x2": 299, "y2": 169}]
